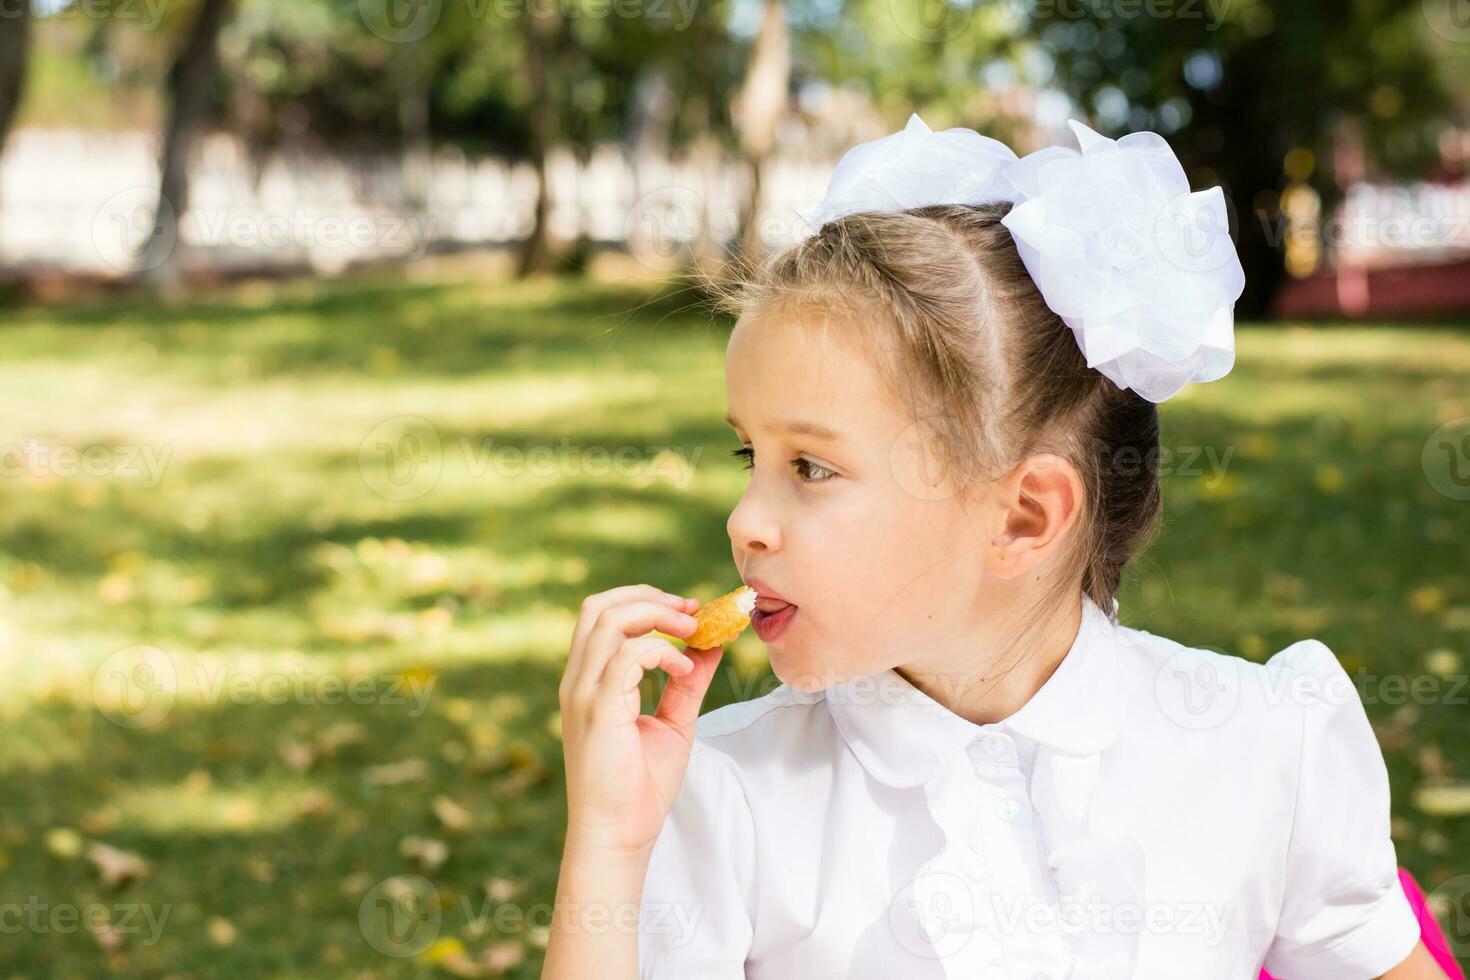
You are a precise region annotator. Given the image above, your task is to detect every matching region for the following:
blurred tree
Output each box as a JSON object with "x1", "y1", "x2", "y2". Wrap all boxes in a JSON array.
[
  {"x1": 799, "y1": 0, "x2": 1018, "y2": 126},
  {"x1": 217, "y1": 0, "x2": 751, "y2": 276},
  {"x1": 516, "y1": 4, "x2": 559, "y2": 275},
  {"x1": 731, "y1": 0, "x2": 790, "y2": 265},
  {"x1": 143, "y1": 0, "x2": 235, "y2": 287},
  {"x1": 1015, "y1": 0, "x2": 1454, "y2": 315},
  {"x1": 0, "y1": 0, "x2": 30, "y2": 160}
]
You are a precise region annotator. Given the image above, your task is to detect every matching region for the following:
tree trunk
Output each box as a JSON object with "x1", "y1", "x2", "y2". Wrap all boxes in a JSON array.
[
  {"x1": 515, "y1": 10, "x2": 558, "y2": 278},
  {"x1": 142, "y1": 0, "x2": 234, "y2": 289},
  {"x1": 396, "y1": 42, "x2": 431, "y2": 213},
  {"x1": 731, "y1": 0, "x2": 788, "y2": 266},
  {"x1": 0, "y1": 0, "x2": 30, "y2": 162}
]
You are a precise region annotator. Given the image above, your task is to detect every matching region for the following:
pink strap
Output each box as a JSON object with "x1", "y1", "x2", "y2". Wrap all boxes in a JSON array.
[{"x1": 1258, "y1": 867, "x2": 1464, "y2": 979}]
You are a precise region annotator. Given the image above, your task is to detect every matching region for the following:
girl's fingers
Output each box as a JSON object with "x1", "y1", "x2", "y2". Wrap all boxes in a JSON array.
[
  {"x1": 654, "y1": 645, "x2": 723, "y2": 741},
  {"x1": 566, "y1": 585, "x2": 689, "y2": 690},
  {"x1": 570, "y1": 600, "x2": 698, "y2": 704},
  {"x1": 593, "y1": 635, "x2": 693, "y2": 722}
]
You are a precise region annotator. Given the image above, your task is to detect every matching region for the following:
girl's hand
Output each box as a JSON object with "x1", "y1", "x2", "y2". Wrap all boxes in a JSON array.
[{"x1": 558, "y1": 584, "x2": 725, "y2": 860}]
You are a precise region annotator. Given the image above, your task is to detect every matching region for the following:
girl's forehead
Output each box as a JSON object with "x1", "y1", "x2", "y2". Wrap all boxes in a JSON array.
[{"x1": 726, "y1": 310, "x2": 902, "y2": 436}]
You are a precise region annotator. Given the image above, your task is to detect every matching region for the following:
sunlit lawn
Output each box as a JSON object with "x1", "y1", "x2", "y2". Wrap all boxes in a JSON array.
[{"x1": 0, "y1": 267, "x2": 1466, "y2": 977}]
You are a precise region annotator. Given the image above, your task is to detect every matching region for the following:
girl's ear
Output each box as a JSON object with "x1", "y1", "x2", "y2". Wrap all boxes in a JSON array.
[{"x1": 986, "y1": 453, "x2": 1085, "y2": 579}]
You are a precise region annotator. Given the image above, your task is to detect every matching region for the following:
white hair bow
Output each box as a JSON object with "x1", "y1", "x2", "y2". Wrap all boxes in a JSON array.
[{"x1": 795, "y1": 115, "x2": 1246, "y2": 404}]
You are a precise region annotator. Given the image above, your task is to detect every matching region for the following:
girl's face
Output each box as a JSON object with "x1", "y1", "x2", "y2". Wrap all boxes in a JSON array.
[{"x1": 724, "y1": 307, "x2": 1000, "y2": 692}]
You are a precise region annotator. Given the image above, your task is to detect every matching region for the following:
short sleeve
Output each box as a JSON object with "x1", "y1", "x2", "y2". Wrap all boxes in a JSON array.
[
  {"x1": 1261, "y1": 640, "x2": 1420, "y2": 979},
  {"x1": 637, "y1": 741, "x2": 755, "y2": 979}
]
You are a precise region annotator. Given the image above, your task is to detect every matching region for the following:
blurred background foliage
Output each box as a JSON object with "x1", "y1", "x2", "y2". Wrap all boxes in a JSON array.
[{"x1": 0, "y1": 0, "x2": 1466, "y2": 976}]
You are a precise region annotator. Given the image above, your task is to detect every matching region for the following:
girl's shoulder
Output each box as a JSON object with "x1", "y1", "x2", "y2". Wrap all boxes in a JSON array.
[
  {"x1": 1109, "y1": 620, "x2": 1394, "y2": 823},
  {"x1": 689, "y1": 682, "x2": 841, "y2": 780},
  {"x1": 1112, "y1": 618, "x2": 1366, "y2": 739}
]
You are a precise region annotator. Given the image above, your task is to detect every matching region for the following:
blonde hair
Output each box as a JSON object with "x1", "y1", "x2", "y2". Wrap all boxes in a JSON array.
[{"x1": 703, "y1": 202, "x2": 1163, "y2": 619}]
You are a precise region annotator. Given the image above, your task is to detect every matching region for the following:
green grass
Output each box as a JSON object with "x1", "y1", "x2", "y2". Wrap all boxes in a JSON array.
[{"x1": 0, "y1": 270, "x2": 1465, "y2": 977}]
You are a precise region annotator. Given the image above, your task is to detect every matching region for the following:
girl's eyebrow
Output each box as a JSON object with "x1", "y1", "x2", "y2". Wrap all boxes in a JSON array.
[{"x1": 724, "y1": 412, "x2": 845, "y2": 443}]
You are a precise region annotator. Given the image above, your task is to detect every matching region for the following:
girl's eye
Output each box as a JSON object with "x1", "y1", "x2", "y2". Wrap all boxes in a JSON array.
[
  {"x1": 793, "y1": 457, "x2": 837, "y2": 482},
  {"x1": 728, "y1": 446, "x2": 837, "y2": 484}
]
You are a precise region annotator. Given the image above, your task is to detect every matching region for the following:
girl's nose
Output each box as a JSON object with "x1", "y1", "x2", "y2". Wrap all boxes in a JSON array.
[{"x1": 727, "y1": 485, "x2": 780, "y2": 554}]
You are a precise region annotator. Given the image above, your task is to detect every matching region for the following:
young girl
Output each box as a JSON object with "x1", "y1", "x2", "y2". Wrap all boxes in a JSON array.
[{"x1": 542, "y1": 118, "x2": 1452, "y2": 978}]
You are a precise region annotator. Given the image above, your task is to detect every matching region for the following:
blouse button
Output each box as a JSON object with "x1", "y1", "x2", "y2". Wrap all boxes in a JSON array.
[
  {"x1": 969, "y1": 732, "x2": 1016, "y2": 765},
  {"x1": 995, "y1": 798, "x2": 1023, "y2": 822}
]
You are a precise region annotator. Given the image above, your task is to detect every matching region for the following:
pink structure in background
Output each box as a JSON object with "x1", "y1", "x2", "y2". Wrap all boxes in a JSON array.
[
  {"x1": 1258, "y1": 868, "x2": 1465, "y2": 979},
  {"x1": 1273, "y1": 258, "x2": 1470, "y2": 320}
]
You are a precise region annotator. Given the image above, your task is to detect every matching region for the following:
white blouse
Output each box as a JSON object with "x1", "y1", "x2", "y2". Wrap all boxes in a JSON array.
[{"x1": 636, "y1": 593, "x2": 1421, "y2": 979}]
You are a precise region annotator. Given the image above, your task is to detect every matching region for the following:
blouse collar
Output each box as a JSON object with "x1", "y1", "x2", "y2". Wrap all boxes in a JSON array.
[{"x1": 826, "y1": 593, "x2": 1126, "y2": 789}]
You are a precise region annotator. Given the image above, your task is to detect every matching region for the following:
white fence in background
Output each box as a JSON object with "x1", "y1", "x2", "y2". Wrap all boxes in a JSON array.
[
  {"x1": 0, "y1": 128, "x2": 836, "y2": 276},
  {"x1": 1333, "y1": 181, "x2": 1470, "y2": 267},
  {"x1": 5, "y1": 128, "x2": 1466, "y2": 278}
]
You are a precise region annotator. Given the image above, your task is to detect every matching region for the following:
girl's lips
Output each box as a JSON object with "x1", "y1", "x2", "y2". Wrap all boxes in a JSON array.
[{"x1": 751, "y1": 603, "x2": 797, "y2": 642}]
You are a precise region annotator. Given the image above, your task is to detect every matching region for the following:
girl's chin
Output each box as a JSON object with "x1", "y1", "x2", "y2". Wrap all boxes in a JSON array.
[{"x1": 770, "y1": 652, "x2": 852, "y2": 694}]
